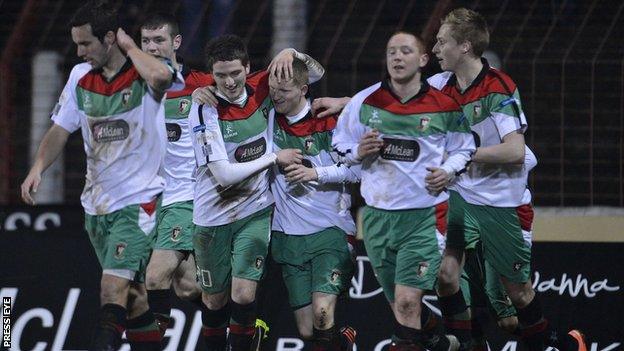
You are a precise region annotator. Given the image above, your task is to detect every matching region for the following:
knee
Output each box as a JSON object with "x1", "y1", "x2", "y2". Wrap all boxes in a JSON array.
[
  {"x1": 231, "y1": 287, "x2": 255, "y2": 305},
  {"x1": 173, "y1": 282, "x2": 200, "y2": 301},
  {"x1": 437, "y1": 263, "x2": 459, "y2": 290},
  {"x1": 100, "y1": 278, "x2": 130, "y2": 304},
  {"x1": 394, "y1": 297, "x2": 421, "y2": 319},
  {"x1": 498, "y1": 316, "x2": 518, "y2": 334},
  {"x1": 507, "y1": 284, "x2": 534, "y2": 308},
  {"x1": 312, "y1": 305, "x2": 333, "y2": 329},
  {"x1": 202, "y1": 292, "x2": 228, "y2": 310},
  {"x1": 145, "y1": 263, "x2": 173, "y2": 290}
]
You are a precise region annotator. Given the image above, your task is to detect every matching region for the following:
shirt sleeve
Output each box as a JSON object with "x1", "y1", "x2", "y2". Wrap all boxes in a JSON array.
[
  {"x1": 331, "y1": 98, "x2": 367, "y2": 165},
  {"x1": 489, "y1": 88, "x2": 528, "y2": 139},
  {"x1": 51, "y1": 66, "x2": 84, "y2": 133},
  {"x1": 316, "y1": 163, "x2": 361, "y2": 184},
  {"x1": 189, "y1": 102, "x2": 228, "y2": 167},
  {"x1": 441, "y1": 111, "x2": 476, "y2": 175}
]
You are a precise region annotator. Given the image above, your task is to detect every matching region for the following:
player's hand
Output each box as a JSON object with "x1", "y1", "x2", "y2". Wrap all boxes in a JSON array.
[
  {"x1": 21, "y1": 170, "x2": 42, "y2": 205},
  {"x1": 192, "y1": 86, "x2": 218, "y2": 106},
  {"x1": 284, "y1": 163, "x2": 317, "y2": 184},
  {"x1": 357, "y1": 130, "x2": 384, "y2": 160},
  {"x1": 312, "y1": 97, "x2": 350, "y2": 118},
  {"x1": 276, "y1": 148, "x2": 303, "y2": 167},
  {"x1": 425, "y1": 167, "x2": 450, "y2": 194},
  {"x1": 268, "y1": 48, "x2": 295, "y2": 83},
  {"x1": 116, "y1": 28, "x2": 138, "y2": 53}
]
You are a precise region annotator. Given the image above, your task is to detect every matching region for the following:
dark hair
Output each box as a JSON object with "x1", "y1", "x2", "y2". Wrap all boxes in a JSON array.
[
  {"x1": 70, "y1": 0, "x2": 119, "y2": 42},
  {"x1": 204, "y1": 34, "x2": 249, "y2": 71},
  {"x1": 141, "y1": 12, "x2": 180, "y2": 38}
]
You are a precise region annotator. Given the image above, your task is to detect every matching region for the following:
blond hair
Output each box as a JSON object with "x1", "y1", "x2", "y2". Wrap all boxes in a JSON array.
[{"x1": 442, "y1": 8, "x2": 489, "y2": 56}]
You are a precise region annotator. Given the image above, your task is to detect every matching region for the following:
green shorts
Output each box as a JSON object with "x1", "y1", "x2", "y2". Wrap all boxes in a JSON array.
[
  {"x1": 362, "y1": 204, "x2": 446, "y2": 302},
  {"x1": 193, "y1": 206, "x2": 272, "y2": 294},
  {"x1": 84, "y1": 196, "x2": 161, "y2": 283},
  {"x1": 271, "y1": 227, "x2": 354, "y2": 309},
  {"x1": 447, "y1": 190, "x2": 533, "y2": 283},
  {"x1": 460, "y1": 245, "x2": 516, "y2": 320},
  {"x1": 154, "y1": 200, "x2": 194, "y2": 252}
]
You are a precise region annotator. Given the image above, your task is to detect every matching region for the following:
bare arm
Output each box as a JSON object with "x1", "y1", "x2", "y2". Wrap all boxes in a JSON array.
[
  {"x1": 117, "y1": 28, "x2": 172, "y2": 98},
  {"x1": 21, "y1": 124, "x2": 70, "y2": 204},
  {"x1": 472, "y1": 131, "x2": 525, "y2": 164}
]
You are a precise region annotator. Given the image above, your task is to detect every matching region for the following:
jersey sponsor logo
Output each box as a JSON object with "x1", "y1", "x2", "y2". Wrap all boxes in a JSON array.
[
  {"x1": 92, "y1": 120, "x2": 130, "y2": 143},
  {"x1": 234, "y1": 137, "x2": 266, "y2": 162},
  {"x1": 166, "y1": 123, "x2": 182, "y2": 142},
  {"x1": 380, "y1": 138, "x2": 419, "y2": 162},
  {"x1": 178, "y1": 99, "x2": 191, "y2": 114}
]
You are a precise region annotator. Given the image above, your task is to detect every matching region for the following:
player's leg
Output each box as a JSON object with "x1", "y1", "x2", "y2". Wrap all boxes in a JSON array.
[
  {"x1": 194, "y1": 223, "x2": 233, "y2": 350},
  {"x1": 309, "y1": 228, "x2": 356, "y2": 351},
  {"x1": 87, "y1": 198, "x2": 161, "y2": 350},
  {"x1": 172, "y1": 253, "x2": 202, "y2": 301},
  {"x1": 147, "y1": 200, "x2": 195, "y2": 334},
  {"x1": 438, "y1": 191, "x2": 480, "y2": 350},
  {"x1": 481, "y1": 204, "x2": 586, "y2": 351},
  {"x1": 272, "y1": 230, "x2": 315, "y2": 340},
  {"x1": 126, "y1": 282, "x2": 161, "y2": 351},
  {"x1": 229, "y1": 206, "x2": 272, "y2": 350}
]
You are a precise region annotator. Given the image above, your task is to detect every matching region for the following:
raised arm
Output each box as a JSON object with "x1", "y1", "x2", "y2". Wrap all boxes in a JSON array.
[
  {"x1": 268, "y1": 48, "x2": 325, "y2": 84},
  {"x1": 116, "y1": 28, "x2": 173, "y2": 98}
]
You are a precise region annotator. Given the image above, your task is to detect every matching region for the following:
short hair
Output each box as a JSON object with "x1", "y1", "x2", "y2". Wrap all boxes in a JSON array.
[
  {"x1": 204, "y1": 34, "x2": 249, "y2": 71},
  {"x1": 282, "y1": 57, "x2": 308, "y2": 87},
  {"x1": 388, "y1": 31, "x2": 426, "y2": 54},
  {"x1": 70, "y1": 0, "x2": 119, "y2": 42},
  {"x1": 141, "y1": 12, "x2": 180, "y2": 38},
  {"x1": 441, "y1": 8, "x2": 490, "y2": 57}
]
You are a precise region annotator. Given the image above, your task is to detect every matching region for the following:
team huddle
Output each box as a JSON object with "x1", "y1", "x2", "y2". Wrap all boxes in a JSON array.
[{"x1": 20, "y1": 1, "x2": 587, "y2": 351}]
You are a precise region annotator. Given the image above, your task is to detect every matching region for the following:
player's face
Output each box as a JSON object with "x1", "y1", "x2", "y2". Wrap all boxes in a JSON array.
[
  {"x1": 269, "y1": 75, "x2": 307, "y2": 115},
  {"x1": 211, "y1": 60, "x2": 250, "y2": 101},
  {"x1": 386, "y1": 33, "x2": 428, "y2": 85},
  {"x1": 71, "y1": 24, "x2": 108, "y2": 69},
  {"x1": 432, "y1": 24, "x2": 464, "y2": 72},
  {"x1": 141, "y1": 25, "x2": 180, "y2": 61}
]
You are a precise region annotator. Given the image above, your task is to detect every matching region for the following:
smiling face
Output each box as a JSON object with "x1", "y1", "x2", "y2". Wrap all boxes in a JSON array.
[
  {"x1": 269, "y1": 75, "x2": 308, "y2": 115},
  {"x1": 211, "y1": 59, "x2": 250, "y2": 101},
  {"x1": 432, "y1": 23, "x2": 466, "y2": 72},
  {"x1": 141, "y1": 24, "x2": 181, "y2": 61},
  {"x1": 71, "y1": 24, "x2": 110, "y2": 69},
  {"x1": 385, "y1": 32, "x2": 428, "y2": 85}
]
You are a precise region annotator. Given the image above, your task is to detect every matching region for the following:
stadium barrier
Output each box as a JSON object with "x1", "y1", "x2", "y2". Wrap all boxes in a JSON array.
[{"x1": 1, "y1": 205, "x2": 622, "y2": 351}]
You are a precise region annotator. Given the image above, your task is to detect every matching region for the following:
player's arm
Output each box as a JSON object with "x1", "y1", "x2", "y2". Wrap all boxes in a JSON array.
[
  {"x1": 21, "y1": 124, "x2": 70, "y2": 204},
  {"x1": 116, "y1": 28, "x2": 173, "y2": 99},
  {"x1": 426, "y1": 112, "x2": 476, "y2": 193},
  {"x1": 189, "y1": 102, "x2": 302, "y2": 187},
  {"x1": 472, "y1": 130, "x2": 525, "y2": 164},
  {"x1": 312, "y1": 96, "x2": 351, "y2": 118},
  {"x1": 284, "y1": 162, "x2": 361, "y2": 184},
  {"x1": 331, "y1": 99, "x2": 374, "y2": 165},
  {"x1": 268, "y1": 48, "x2": 325, "y2": 83}
]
